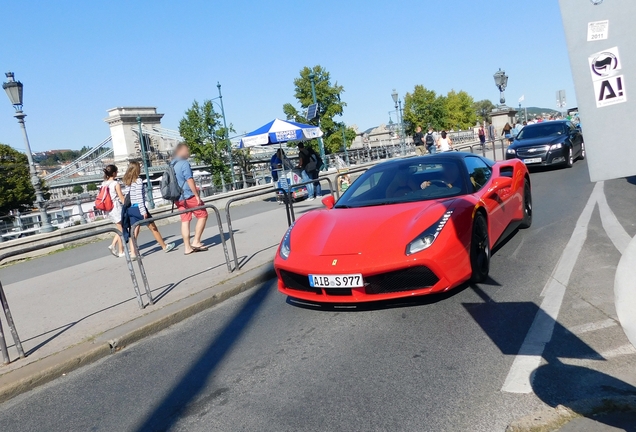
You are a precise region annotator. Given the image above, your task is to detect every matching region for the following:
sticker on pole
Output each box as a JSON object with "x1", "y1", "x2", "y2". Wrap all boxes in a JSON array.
[
  {"x1": 587, "y1": 20, "x2": 609, "y2": 41},
  {"x1": 588, "y1": 46, "x2": 621, "y2": 81},
  {"x1": 593, "y1": 75, "x2": 627, "y2": 108},
  {"x1": 588, "y1": 47, "x2": 627, "y2": 108}
]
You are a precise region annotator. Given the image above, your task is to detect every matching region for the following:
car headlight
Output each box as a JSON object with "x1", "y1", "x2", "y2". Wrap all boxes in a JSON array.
[
  {"x1": 279, "y1": 223, "x2": 294, "y2": 260},
  {"x1": 406, "y1": 211, "x2": 453, "y2": 255},
  {"x1": 506, "y1": 148, "x2": 516, "y2": 155},
  {"x1": 550, "y1": 143, "x2": 563, "y2": 150}
]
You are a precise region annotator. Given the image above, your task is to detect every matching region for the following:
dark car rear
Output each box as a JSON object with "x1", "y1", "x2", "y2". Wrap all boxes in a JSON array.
[{"x1": 505, "y1": 120, "x2": 585, "y2": 168}]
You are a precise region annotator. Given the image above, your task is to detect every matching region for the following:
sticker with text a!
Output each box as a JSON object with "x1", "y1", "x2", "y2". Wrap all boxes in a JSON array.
[
  {"x1": 593, "y1": 75, "x2": 627, "y2": 108},
  {"x1": 587, "y1": 20, "x2": 609, "y2": 42}
]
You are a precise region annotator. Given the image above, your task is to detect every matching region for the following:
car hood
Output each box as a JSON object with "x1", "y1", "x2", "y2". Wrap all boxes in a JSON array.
[
  {"x1": 510, "y1": 136, "x2": 565, "y2": 148},
  {"x1": 291, "y1": 199, "x2": 455, "y2": 256}
]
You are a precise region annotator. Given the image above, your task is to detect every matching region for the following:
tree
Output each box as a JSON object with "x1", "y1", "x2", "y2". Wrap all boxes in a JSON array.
[
  {"x1": 445, "y1": 90, "x2": 477, "y2": 130},
  {"x1": 283, "y1": 65, "x2": 350, "y2": 154},
  {"x1": 86, "y1": 183, "x2": 98, "y2": 192},
  {"x1": 402, "y1": 86, "x2": 448, "y2": 134},
  {"x1": 0, "y1": 144, "x2": 37, "y2": 216},
  {"x1": 178, "y1": 100, "x2": 234, "y2": 187},
  {"x1": 473, "y1": 99, "x2": 496, "y2": 123},
  {"x1": 72, "y1": 185, "x2": 84, "y2": 194}
]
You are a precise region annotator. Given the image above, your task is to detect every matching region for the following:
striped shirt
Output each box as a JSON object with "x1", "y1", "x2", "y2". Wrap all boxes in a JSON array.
[{"x1": 124, "y1": 178, "x2": 147, "y2": 216}]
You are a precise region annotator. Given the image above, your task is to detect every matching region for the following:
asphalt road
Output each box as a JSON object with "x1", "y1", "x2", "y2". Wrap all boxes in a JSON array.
[{"x1": 0, "y1": 159, "x2": 631, "y2": 431}]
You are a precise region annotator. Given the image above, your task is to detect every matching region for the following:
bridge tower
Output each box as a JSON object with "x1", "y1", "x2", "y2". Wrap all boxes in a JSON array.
[{"x1": 104, "y1": 107, "x2": 165, "y2": 167}]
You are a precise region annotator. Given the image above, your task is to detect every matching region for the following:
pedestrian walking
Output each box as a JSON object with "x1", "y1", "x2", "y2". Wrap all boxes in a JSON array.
[
  {"x1": 297, "y1": 143, "x2": 322, "y2": 200},
  {"x1": 425, "y1": 126, "x2": 438, "y2": 154},
  {"x1": 478, "y1": 124, "x2": 486, "y2": 148},
  {"x1": 413, "y1": 126, "x2": 426, "y2": 156},
  {"x1": 487, "y1": 122, "x2": 496, "y2": 146},
  {"x1": 438, "y1": 131, "x2": 453, "y2": 152},
  {"x1": 172, "y1": 143, "x2": 209, "y2": 255},
  {"x1": 102, "y1": 164, "x2": 126, "y2": 258},
  {"x1": 121, "y1": 162, "x2": 175, "y2": 259},
  {"x1": 502, "y1": 122, "x2": 514, "y2": 144}
]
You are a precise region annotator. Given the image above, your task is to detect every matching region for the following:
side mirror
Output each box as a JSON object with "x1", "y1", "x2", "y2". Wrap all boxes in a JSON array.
[
  {"x1": 490, "y1": 176, "x2": 513, "y2": 191},
  {"x1": 321, "y1": 195, "x2": 335, "y2": 209}
]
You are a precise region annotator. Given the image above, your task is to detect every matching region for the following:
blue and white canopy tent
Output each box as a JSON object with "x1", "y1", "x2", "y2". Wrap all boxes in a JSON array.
[
  {"x1": 239, "y1": 118, "x2": 323, "y2": 190},
  {"x1": 239, "y1": 118, "x2": 323, "y2": 148}
]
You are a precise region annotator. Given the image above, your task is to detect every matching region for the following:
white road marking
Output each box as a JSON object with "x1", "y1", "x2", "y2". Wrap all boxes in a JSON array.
[
  {"x1": 559, "y1": 344, "x2": 636, "y2": 366},
  {"x1": 569, "y1": 319, "x2": 617, "y2": 335},
  {"x1": 600, "y1": 343, "x2": 636, "y2": 359},
  {"x1": 502, "y1": 183, "x2": 601, "y2": 394},
  {"x1": 596, "y1": 182, "x2": 631, "y2": 254}
]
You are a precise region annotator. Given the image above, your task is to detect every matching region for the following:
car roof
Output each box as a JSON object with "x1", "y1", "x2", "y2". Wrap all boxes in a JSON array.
[
  {"x1": 525, "y1": 120, "x2": 570, "y2": 127},
  {"x1": 371, "y1": 152, "x2": 480, "y2": 168}
]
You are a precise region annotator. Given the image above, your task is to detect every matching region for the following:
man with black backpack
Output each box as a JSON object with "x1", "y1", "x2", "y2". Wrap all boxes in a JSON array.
[
  {"x1": 413, "y1": 126, "x2": 426, "y2": 155},
  {"x1": 425, "y1": 126, "x2": 438, "y2": 154},
  {"x1": 170, "y1": 143, "x2": 208, "y2": 255},
  {"x1": 297, "y1": 142, "x2": 322, "y2": 201}
]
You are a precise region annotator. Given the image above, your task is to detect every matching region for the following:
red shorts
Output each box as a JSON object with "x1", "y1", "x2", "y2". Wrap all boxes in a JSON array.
[{"x1": 176, "y1": 196, "x2": 208, "y2": 222}]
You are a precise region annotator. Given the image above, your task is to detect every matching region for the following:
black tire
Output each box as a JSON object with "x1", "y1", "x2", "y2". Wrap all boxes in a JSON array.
[
  {"x1": 579, "y1": 142, "x2": 586, "y2": 160},
  {"x1": 520, "y1": 179, "x2": 532, "y2": 229},
  {"x1": 470, "y1": 213, "x2": 490, "y2": 283},
  {"x1": 566, "y1": 147, "x2": 574, "y2": 168}
]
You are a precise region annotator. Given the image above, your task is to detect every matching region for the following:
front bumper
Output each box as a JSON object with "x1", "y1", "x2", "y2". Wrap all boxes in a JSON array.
[
  {"x1": 505, "y1": 146, "x2": 568, "y2": 166},
  {"x1": 275, "y1": 263, "x2": 455, "y2": 303}
]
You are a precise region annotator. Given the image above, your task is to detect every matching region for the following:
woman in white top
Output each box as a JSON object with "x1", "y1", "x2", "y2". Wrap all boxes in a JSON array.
[
  {"x1": 102, "y1": 165, "x2": 126, "y2": 257},
  {"x1": 437, "y1": 131, "x2": 453, "y2": 152},
  {"x1": 122, "y1": 162, "x2": 175, "y2": 259}
]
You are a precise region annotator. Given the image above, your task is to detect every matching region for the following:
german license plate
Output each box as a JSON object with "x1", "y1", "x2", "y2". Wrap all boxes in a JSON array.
[
  {"x1": 309, "y1": 274, "x2": 364, "y2": 288},
  {"x1": 523, "y1": 157, "x2": 542, "y2": 164}
]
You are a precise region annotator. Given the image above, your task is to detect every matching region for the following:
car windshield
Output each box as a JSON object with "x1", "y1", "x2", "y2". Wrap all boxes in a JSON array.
[
  {"x1": 517, "y1": 123, "x2": 568, "y2": 140},
  {"x1": 335, "y1": 160, "x2": 466, "y2": 208}
]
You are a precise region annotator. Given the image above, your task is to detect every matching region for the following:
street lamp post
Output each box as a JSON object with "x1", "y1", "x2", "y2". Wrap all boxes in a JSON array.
[
  {"x1": 391, "y1": 89, "x2": 406, "y2": 156},
  {"x1": 308, "y1": 73, "x2": 328, "y2": 170},
  {"x1": 340, "y1": 124, "x2": 350, "y2": 166},
  {"x1": 216, "y1": 82, "x2": 236, "y2": 187},
  {"x1": 136, "y1": 116, "x2": 155, "y2": 209},
  {"x1": 2, "y1": 72, "x2": 54, "y2": 233},
  {"x1": 493, "y1": 68, "x2": 509, "y2": 106}
]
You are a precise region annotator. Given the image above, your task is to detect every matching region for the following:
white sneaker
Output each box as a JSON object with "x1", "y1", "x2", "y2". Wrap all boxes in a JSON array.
[
  {"x1": 164, "y1": 242, "x2": 176, "y2": 253},
  {"x1": 307, "y1": 197, "x2": 315, "y2": 201}
]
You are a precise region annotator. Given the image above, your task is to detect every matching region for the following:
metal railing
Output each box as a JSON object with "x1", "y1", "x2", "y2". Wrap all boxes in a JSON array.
[
  {"x1": 225, "y1": 188, "x2": 294, "y2": 272},
  {"x1": 130, "y1": 203, "x2": 232, "y2": 306},
  {"x1": 0, "y1": 226, "x2": 139, "y2": 365}
]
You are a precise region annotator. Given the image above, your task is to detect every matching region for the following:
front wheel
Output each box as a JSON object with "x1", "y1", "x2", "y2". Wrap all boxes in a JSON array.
[
  {"x1": 566, "y1": 147, "x2": 574, "y2": 168},
  {"x1": 520, "y1": 179, "x2": 532, "y2": 229},
  {"x1": 470, "y1": 213, "x2": 490, "y2": 283}
]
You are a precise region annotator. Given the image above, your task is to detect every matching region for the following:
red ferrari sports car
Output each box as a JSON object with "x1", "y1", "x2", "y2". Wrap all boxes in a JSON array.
[{"x1": 274, "y1": 152, "x2": 531, "y2": 303}]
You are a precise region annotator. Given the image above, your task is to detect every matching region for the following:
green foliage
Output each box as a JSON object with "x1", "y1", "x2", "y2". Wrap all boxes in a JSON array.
[
  {"x1": 0, "y1": 144, "x2": 37, "y2": 216},
  {"x1": 34, "y1": 145, "x2": 95, "y2": 167},
  {"x1": 403, "y1": 86, "x2": 448, "y2": 133},
  {"x1": 473, "y1": 99, "x2": 496, "y2": 123},
  {"x1": 283, "y1": 65, "x2": 351, "y2": 154},
  {"x1": 72, "y1": 185, "x2": 84, "y2": 194},
  {"x1": 178, "y1": 100, "x2": 234, "y2": 187},
  {"x1": 86, "y1": 183, "x2": 98, "y2": 192},
  {"x1": 403, "y1": 86, "x2": 477, "y2": 134}
]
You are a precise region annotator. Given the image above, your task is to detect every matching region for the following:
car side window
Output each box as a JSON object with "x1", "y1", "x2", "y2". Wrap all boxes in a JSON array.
[
  {"x1": 464, "y1": 157, "x2": 492, "y2": 193},
  {"x1": 349, "y1": 172, "x2": 383, "y2": 199}
]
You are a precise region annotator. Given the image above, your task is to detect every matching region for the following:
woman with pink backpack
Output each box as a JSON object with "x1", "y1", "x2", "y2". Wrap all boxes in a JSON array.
[{"x1": 100, "y1": 164, "x2": 126, "y2": 257}]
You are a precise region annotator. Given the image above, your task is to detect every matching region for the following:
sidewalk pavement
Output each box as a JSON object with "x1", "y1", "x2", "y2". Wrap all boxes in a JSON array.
[{"x1": 0, "y1": 196, "x2": 322, "y2": 401}]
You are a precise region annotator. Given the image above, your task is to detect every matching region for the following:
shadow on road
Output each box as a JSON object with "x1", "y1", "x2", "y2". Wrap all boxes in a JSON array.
[
  {"x1": 464, "y1": 285, "x2": 636, "y2": 430},
  {"x1": 133, "y1": 280, "x2": 272, "y2": 432}
]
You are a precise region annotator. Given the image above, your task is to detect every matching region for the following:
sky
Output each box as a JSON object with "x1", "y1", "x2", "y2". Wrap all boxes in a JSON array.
[{"x1": 0, "y1": 0, "x2": 576, "y2": 152}]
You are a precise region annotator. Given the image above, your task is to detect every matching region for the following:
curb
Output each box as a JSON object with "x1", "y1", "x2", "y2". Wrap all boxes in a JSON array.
[
  {"x1": 506, "y1": 396, "x2": 636, "y2": 431},
  {"x1": 0, "y1": 263, "x2": 276, "y2": 404}
]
